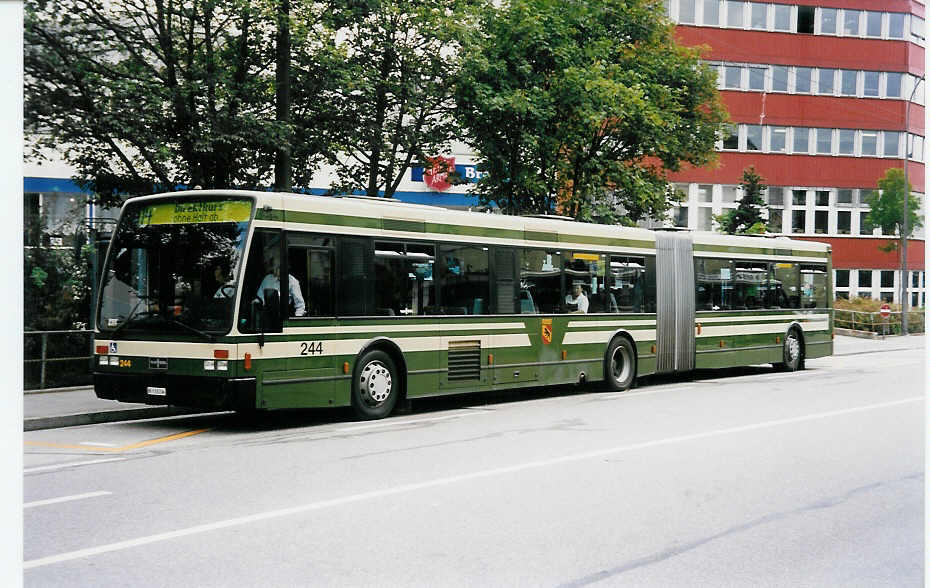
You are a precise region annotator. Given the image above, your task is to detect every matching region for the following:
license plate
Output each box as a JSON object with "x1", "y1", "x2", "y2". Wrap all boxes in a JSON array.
[{"x1": 147, "y1": 387, "x2": 167, "y2": 396}]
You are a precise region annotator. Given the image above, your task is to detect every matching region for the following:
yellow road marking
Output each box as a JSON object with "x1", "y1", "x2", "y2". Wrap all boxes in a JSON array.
[{"x1": 25, "y1": 429, "x2": 209, "y2": 452}]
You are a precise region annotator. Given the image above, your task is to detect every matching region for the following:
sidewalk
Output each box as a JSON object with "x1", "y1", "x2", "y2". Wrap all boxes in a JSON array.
[{"x1": 22, "y1": 334, "x2": 924, "y2": 431}]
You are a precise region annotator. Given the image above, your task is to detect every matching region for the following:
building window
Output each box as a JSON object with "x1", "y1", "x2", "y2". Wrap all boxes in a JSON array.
[
  {"x1": 815, "y1": 190, "x2": 829, "y2": 206},
  {"x1": 770, "y1": 127, "x2": 787, "y2": 152},
  {"x1": 749, "y1": 67, "x2": 766, "y2": 90},
  {"x1": 841, "y1": 70, "x2": 857, "y2": 96},
  {"x1": 771, "y1": 66, "x2": 788, "y2": 92},
  {"x1": 865, "y1": 11, "x2": 882, "y2": 37},
  {"x1": 881, "y1": 271, "x2": 895, "y2": 288},
  {"x1": 725, "y1": 66, "x2": 741, "y2": 89},
  {"x1": 767, "y1": 208, "x2": 783, "y2": 232},
  {"x1": 863, "y1": 71, "x2": 879, "y2": 97},
  {"x1": 792, "y1": 210, "x2": 806, "y2": 233},
  {"x1": 860, "y1": 212, "x2": 874, "y2": 235},
  {"x1": 912, "y1": 272, "x2": 921, "y2": 288},
  {"x1": 795, "y1": 67, "x2": 812, "y2": 93},
  {"x1": 797, "y1": 5, "x2": 814, "y2": 33},
  {"x1": 886, "y1": 72, "x2": 903, "y2": 98},
  {"x1": 773, "y1": 4, "x2": 790, "y2": 31},
  {"x1": 750, "y1": 3, "x2": 767, "y2": 29},
  {"x1": 837, "y1": 211, "x2": 851, "y2": 234},
  {"x1": 889, "y1": 13, "x2": 905, "y2": 39},
  {"x1": 836, "y1": 189, "x2": 853, "y2": 205},
  {"x1": 722, "y1": 186, "x2": 738, "y2": 203},
  {"x1": 746, "y1": 125, "x2": 762, "y2": 150},
  {"x1": 703, "y1": 0, "x2": 719, "y2": 25},
  {"x1": 861, "y1": 131, "x2": 877, "y2": 156},
  {"x1": 818, "y1": 69, "x2": 835, "y2": 94},
  {"x1": 820, "y1": 7, "x2": 837, "y2": 34},
  {"x1": 836, "y1": 269, "x2": 849, "y2": 288},
  {"x1": 884, "y1": 131, "x2": 900, "y2": 157},
  {"x1": 816, "y1": 129, "x2": 832, "y2": 154},
  {"x1": 767, "y1": 187, "x2": 785, "y2": 206},
  {"x1": 911, "y1": 15, "x2": 924, "y2": 42},
  {"x1": 698, "y1": 207, "x2": 713, "y2": 231},
  {"x1": 722, "y1": 125, "x2": 739, "y2": 150},
  {"x1": 838, "y1": 130, "x2": 855, "y2": 155},
  {"x1": 880, "y1": 292, "x2": 894, "y2": 303},
  {"x1": 698, "y1": 184, "x2": 713, "y2": 203},
  {"x1": 843, "y1": 10, "x2": 860, "y2": 36},
  {"x1": 792, "y1": 128, "x2": 809, "y2": 153},
  {"x1": 727, "y1": 1, "x2": 743, "y2": 27},
  {"x1": 859, "y1": 270, "x2": 872, "y2": 288},
  {"x1": 912, "y1": 293, "x2": 919, "y2": 307},
  {"x1": 814, "y1": 210, "x2": 828, "y2": 234},
  {"x1": 679, "y1": 0, "x2": 696, "y2": 23},
  {"x1": 792, "y1": 189, "x2": 806, "y2": 206},
  {"x1": 673, "y1": 206, "x2": 688, "y2": 227}
]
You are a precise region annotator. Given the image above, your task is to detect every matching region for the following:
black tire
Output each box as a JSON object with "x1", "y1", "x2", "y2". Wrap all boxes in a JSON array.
[
  {"x1": 776, "y1": 328, "x2": 804, "y2": 372},
  {"x1": 351, "y1": 350, "x2": 399, "y2": 419},
  {"x1": 604, "y1": 337, "x2": 636, "y2": 391}
]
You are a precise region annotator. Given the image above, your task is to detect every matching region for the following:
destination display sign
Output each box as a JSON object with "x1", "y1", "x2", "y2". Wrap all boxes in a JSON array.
[{"x1": 138, "y1": 200, "x2": 252, "y2": 226}]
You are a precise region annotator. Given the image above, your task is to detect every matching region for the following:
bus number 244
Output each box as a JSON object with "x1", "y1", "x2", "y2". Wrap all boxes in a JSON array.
[{"x1": 299, "y1": 342, "x2": 324, "y2": 356}]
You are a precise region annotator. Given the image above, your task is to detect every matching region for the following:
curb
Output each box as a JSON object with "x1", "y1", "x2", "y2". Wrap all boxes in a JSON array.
[{"x1": 24, "y1": 406, "x2": 203, "y2": 431}]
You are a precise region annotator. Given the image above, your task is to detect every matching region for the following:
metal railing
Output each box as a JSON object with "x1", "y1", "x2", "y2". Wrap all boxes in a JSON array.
[
  {"x1": 24, "y1": 330, "x2": 94, "y2": 391},
  {"x1": 834, "y1": 309, "x2": 925, "y2": 336}
]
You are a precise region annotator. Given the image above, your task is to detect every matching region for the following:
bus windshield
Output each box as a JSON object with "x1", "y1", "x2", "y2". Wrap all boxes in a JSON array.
[{"x1": 97, "y1": 196, "x2": 253, "y2": 337}]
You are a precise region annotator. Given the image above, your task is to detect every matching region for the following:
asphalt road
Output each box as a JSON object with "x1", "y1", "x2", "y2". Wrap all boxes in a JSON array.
[{"x1": 23, "y1": 347, "x2": 924, "y2": 587}]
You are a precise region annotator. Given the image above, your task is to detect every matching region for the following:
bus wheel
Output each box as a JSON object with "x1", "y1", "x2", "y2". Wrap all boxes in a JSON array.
[
  {"x1": 778, "y1": 329, "x2": 804, "y2": 372},
  {"x1": 605, "y1": 337, "x2": 636, "y2": 391},
  {"x1": 352, "y1": 350, "x2": 399, "y2": 419}
]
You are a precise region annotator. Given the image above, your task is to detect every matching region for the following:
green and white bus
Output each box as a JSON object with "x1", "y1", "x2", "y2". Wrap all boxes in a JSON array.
[{"x1": 93, "y1": 190, "x2": 832, "y2": 419}]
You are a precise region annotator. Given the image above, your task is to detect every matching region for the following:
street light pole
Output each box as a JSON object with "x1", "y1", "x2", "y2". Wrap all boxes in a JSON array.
[{"x1": 901, "y1": 74, "x2": 923, "y2": 336}]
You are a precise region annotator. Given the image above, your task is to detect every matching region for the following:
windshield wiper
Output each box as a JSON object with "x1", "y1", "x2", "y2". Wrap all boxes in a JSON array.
[
  {"x1": 108, "y1": 297, "x2": 150, "y2": 339},
  {"x1": 166, "y1": 319, "x2": 216, "y2": 342}
]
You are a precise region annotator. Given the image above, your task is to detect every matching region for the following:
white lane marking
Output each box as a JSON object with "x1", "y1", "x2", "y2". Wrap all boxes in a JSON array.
[
  {"x1": 24, "y1": 396, "x2": 921, "y2": 570},
  {"x1": 24, "y1": 458, "x2": 126, "y2": 474},
  {"x1": 602, "y1": 386, "x2": 695, "y2": 400},
  {"x1": 335, "y1": 411, "x2": 482, "y2": 432},
  {"x1": 79, "y1": 442, "x2": 118, "y2": 447},
  {"x1": 24, "y1": 491, "x2": 112, "y2": 509}
]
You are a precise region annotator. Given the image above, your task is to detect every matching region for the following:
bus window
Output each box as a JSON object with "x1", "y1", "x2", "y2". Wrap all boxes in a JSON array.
[
  {"x1": 493, "y1": 248, "x2": 516, "y2": 314},
  {"x1": 439, "y1": 244, "x2": 489, "y2": 315},
  {"x1": 608, "y1": 256, "x2": 646, "y2": 313},
  {"x1": 564, "y1": 252, "x2": 606, "y2": 313},
  {"x1": 733, "y1": 262, "x2": 768, "y2": 309},
  {"x1": 695, "y1": 258, "x2": 733, "y2": 310},
  {"x1": 238, "y1": 229, "x2": 284, "y2": 333},
  {"x1": 338, "y1": 236, "x2": 373, "y2": 316},
  {"x1": 374, "y1": 241, "x2": 435, "y2": 316},
  {"x1": 287, "y1": 244, "x2": 334, "y2": 317},
  {"x1": 520, "y1": 249, "x2": 561, "y2": 314},
  {"x1": 801, "y1": 264, "x2": 827, "y2": 308},
  {"x1": 772, "y1": 262, "x2": 800, "y2": 308}
]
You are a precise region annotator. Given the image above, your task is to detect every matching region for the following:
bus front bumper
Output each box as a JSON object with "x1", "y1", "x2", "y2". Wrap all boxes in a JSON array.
[{"x1": 94, "y1": 373, "x2": 257, "y2": 411}]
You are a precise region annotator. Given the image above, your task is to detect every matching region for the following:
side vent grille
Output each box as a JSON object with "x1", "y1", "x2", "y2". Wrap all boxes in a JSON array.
[{"x1": 448, "y1": 340, "x2": 481, "y2": 381}]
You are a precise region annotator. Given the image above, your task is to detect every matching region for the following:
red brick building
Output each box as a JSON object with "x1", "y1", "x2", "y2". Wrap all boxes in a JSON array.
[{"x1": 666, "y1": 0, "x2": 925, "y2": 306}]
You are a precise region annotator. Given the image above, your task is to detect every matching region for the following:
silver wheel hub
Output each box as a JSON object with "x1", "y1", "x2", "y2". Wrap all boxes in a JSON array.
[
  {"x1": 611, "y1": 345, "x2": 631, "y2": 383},
  {"x1": 786, "y1": 335, "x2": 800, "y2": 362},
  {"x1": 360, "y1": 361, "x2": 392, "y2": 404}
]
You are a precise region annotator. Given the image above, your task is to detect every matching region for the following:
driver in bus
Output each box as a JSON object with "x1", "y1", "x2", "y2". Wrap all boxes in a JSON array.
[
  {"x1": 257, "y1": 251, "x2": 306, "y2": 317},
  {"x1": 566, "y1": 280, "x2": 589, "y2": 313}
]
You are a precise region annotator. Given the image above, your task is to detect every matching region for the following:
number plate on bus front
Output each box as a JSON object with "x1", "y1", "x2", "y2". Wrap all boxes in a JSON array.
[{"x1": 147, "y1": 387, "x2": 167, "y2": 396}]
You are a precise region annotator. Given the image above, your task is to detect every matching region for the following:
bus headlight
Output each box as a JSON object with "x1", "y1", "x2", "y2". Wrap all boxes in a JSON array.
[
  {"x1": 204, "y1": 360, "x2": 215, "y2": 371},
  {"x1": 217, "y1": 360, "x2": 228, "y2": 371},
  {"x1": 99, "y1": 356, "x2": 110, "y2": 366}
]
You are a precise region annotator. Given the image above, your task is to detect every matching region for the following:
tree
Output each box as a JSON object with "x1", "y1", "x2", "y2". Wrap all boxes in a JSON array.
[
  {"x1": 864, "y1": 167, "x2": 923, "y2": 252},
  {"x1": 323, "y1": 0, "x2": 467, "y2": 198},
  {"x1": 454, "y1": 0, "x2": 726, "y2": 220},
  {"x1": 24, "y1": 0, "x2": 336, "y2": 204},
  {"x1": 715, "y1": 166, "x2": 768, "y2": 234}
]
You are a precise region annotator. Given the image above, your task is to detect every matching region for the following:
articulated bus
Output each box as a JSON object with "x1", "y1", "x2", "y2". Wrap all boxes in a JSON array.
[{"x1": 93, "y1": 190, "x2": 832, "y2": 419}]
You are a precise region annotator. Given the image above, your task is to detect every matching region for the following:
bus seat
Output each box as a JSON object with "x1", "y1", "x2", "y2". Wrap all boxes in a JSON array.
[
  {"x1": 519, "y1": 290, "x2": 536, "y2": 314},
  {"x1": 376, "y1": 308, "x2": 395, "y2": 316},
  {"x1": 472, "y1": 298, "x2": 486, "y2": 315}
]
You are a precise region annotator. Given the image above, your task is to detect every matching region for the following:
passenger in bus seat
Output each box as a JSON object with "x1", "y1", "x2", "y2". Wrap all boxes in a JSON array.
[
  {"x1": 566, "y1": 281, "x2": 589, "y2": 313},
  {"x1": 256, "y1": 251, "x2": 306, "y2": 316}
]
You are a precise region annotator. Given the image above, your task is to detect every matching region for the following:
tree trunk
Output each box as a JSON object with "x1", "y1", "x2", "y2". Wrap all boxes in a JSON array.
[{"x1": 274, "y1": 0, "x2": 292, "y2": 192}]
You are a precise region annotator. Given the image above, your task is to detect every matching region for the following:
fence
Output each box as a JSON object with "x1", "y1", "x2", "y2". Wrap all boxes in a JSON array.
[
  {"x1": 834, "y1": 309, "x2": 925, "y2": 336},
  {"x1": 24, "y1": 330, "x2": 94, "y2": 390}
]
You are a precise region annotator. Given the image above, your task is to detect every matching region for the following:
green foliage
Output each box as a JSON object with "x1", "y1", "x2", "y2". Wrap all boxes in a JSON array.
[
  {"x1": 25, "y1": 0, "x2": 337, "y2": 204},
  {"x1": 864, "y1": 167, "x2": 923, "y2": 252},
  {"x1": 454, "y1": 0, "x2": 726, "y2": 220},
  {"x1": 24, "y1": 237, "x2": 94, "y2": 331},
  {"x1": 715, "y1": 166, "x2": 768, "y2": 234},
  {"x1": 323, "y1": 0, "x2": 468, "y2": 198}
]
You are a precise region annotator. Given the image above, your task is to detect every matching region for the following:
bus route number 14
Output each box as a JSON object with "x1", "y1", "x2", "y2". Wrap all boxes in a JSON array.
[{"x1": 299, "y1": 342, "x2": 324, "y2": 356}]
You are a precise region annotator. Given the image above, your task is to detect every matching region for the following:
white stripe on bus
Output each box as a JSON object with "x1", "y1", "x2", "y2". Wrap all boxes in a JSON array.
[
  {"x1": 562, "y1": 330, "x2": 657, "y2": 345},
  {"x1": 696, "y1": 314, "x2": 828, "y2": 323},
  {"x1": 696, "y1": 321, "x2": 829, "y2": 337},
  {"x1": 566, "y1": 320, "x2": 656, "y2": 328},
  {"x1": 236, "y1": 333, "x2": 533, "y2": 359},
  {"x1": 284, "y1": 322, "x2": 527, "y2": 335}
]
